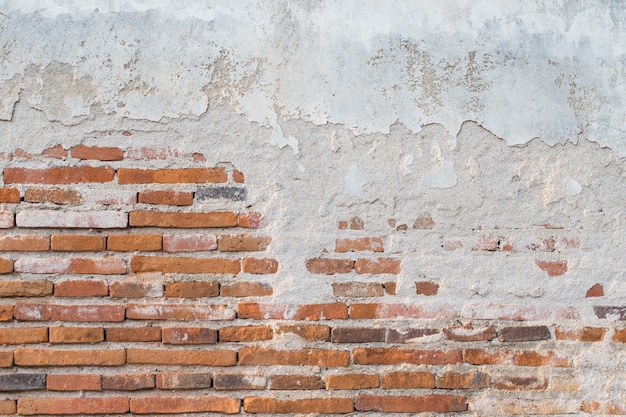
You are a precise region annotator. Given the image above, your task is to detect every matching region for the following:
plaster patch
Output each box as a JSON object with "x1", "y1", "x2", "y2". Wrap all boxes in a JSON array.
[
  {"x1": 346, "y1": 165, "x2": 368, "y2": 197},
  {"x1": 423, "y1": 159, "x2": 457, "y2": 189},
  {"x1": 567, "y1": 177, "x2": 583, "y2": 195}
]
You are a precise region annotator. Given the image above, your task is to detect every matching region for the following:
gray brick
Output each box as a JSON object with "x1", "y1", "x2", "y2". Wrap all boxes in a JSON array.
[
  {"x1": 0, "y1": 374, "x2": 46, "y2": 391},
  {"x1": 196, "y1": 187, "x2": 246, "y2": 201}
]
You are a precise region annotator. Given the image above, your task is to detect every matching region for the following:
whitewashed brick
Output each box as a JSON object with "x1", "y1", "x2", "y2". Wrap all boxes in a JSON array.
[
  {"x1": 0, "y1": 212, "x2": 13, "y2": 228},
  {"x1": 16, "y1": 210, "x2": 128, "y2": 228}
]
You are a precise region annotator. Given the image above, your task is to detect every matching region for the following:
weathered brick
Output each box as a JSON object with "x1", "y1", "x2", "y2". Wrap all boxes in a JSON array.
[
  {"x1": 339, "y1": 217, "x2": 364, "y2": 230},
  {"x1": 535, "y1": 260, "x2": 568, "y2": 276},
  {"x1": 0, "y1": 212, "x2": 14, "y2": 229},
  {"x1": 586, "y1": 283, "x2": 604, "y2": 297},
  {"x1": 219, "y1": 325, "x2": 273, "y2": 342},
  {"x1": 555, "y1": 326, "x2": 607, "y2": 342},
  {"x1": 470, "y1": 398, "x2": 580, "y2": 415},
  {"x1": 0, "y1": 399, "x2": 15, "y2": 415},
  {"x1": 40, "y1": 145, "x2": 68, "y2": 159},
  {"x1": 156, "y1": 372, "x2": 212, "y2": 390},
  {"x1": 15, "y1": 257, "x2": 126, "y2": 275},
  {"x1": 109, "y1": 280, "x2": 163, "y2": 298},
  {"x1": 196, "y1": 186, "x2": 246, "y2": 201},
  {"x1": 464, "y1": 349, "x2": 571, "y2": 367},
  {"x1": 162, "y1": 327, "x2": 217, "y2": 344},
  {"x1": 277, "y1": 324, "x2": 330, "y2": 341},
  {"x1": 492, "y1": 374, "x2": 548, "y2": 390},
  {"x1": 102, "y1": 374, "x2": 155, "y2": 391},
  {"x1": 0, "y1": 350, "x2": 12, "y2": 366},
  {"x1": 382, "y1": 371, "x2": 436, "y2": 389},
  {"x1": 50, "y1": 234, "x2": 105, "y2": 251},
  {"x1": 165, "y1": 281, "x2": 219, "y2": 298},
  {"x1": 138, "y1": 190, "x2": 193, "y2": 206},
  {"x1": 126, "y1": 303, "x2": 234, "y2": 320},
  {"x1": 332, "y1": 282, "x2": 384, "y2": 297},
  {"x1": 0, "y1": 327, "x2": 47, "y2": 344},
  {"x1": 353, "y1": 348, "x2": 462, "y2": 365},
  {"x1": 335, "y1": 237, "x2": 384, "y2": 252},
  {"x1": 436, "y1": 371, "x2": 490, "y2": 389},
  {"x1": 15, "y1": 303, "x2": 125, "y2": 322},
  {"x1": 14, "y1": 348, "x2": 125, "y2": 366},
  {"x1": 238, "y1": 302, "x2": 347, "y2": 320},
  {"x1": 46, "y1": 374, "x2": 101, "y2": 391},
  {"x1": 54, "y1": 280, "x2": 108, "y2": 297},
  {"x1": 70, "y1": 145, "x2": 124, "y2": 161},
  {"x1": 238, "y1": 212, "x2": 264, "y2": 228},
  {"x1": 331, "y1": 327, "x2": 385, "y2": 343},
  {"x1": 581, "y1": 401, "x2": 626, "y2": 415},
  {"x1": 242, "y1": 257, "x2": 278, "y2": 274},
  {"x1": 163, "y1": 234, "x2": 216, "y2": 252},
  {"x1": 356, "y1": 394, "x2": 467, "y2": 413},
  {"x1": 5, "y1": 167, "x2": 115, "y2": 184},
  {"x1": 349, "y1": 303, "x2": 455, "y2": 319},
  {"x1": 49, "y1": 327, "x2": 103, "y2": 343},
  {"x1": 0, "y1": 235, "x2": 49, "y2": 251},
  {"x1": 0, "y1": 373, "x2": 46, "y2": 391},
  {"x1": 327, "y1": 373, "x2": 379, "y2": 390},
  {"x1": 306, "y1": 258, "x2": 354, "y2": 274},
  {"x1": 218, "y1": 234, "x2": 271, "y2": 251},
  {"x1": 131, "y1": 256, "x2": 240, "y2": 274},
  {"x1": 107, "y1": 234, "x2": 162, "y2": 251},
  {"x1": 24, "y1": 189, "x2": 82, "y2": 205},
  {"x1": 0, "y1": 305, "x2": 13, "y2": 321},
  {"x1": 0, "y1": 281, "x2": 53, "y2": 297},
  {"x1": 0, "y1": 188, "x2": 20, "y2": 203},
  {"x1": 127, "y1": 349, "x2": 236, "y2": 366},
  {"x1": 233, "y1": 169, "x2": 244, "y2": 183},
  {"x1": 16, "y1": 210, "x2": 127, "y2": 228},
  {"x1": 387, "y1": 328, "x2": 440, "y2": 343},
  {"x1": 355, "y1": 258, "x2": 401, "y2": 274},
  {"x1": 18, "y1": 398, "x2": 129, "y2": 415},
  {"x1": 214, "y1": 374, "x2": 266, "y2": 390},
  {"x1": 125, "y1": 147, "x2": 178, "y2": 160},
  {"x1": 119, "y1": 167, "x2": 227, "y2": 184},
  {"x1": 106, "y1": 327, "x2": 161, "y2": 342},
  {"x1": 130, "y1": 396, "x2": 239, "y2": 414},
  {"x1": 444, "y1": 325, "x2": 497, "y2": 341},
  {"x1": 239, "y1": 348, "x2": 350, "y2": 367},
  {"x1": 413, "y1": 212, "x2": 435, "y2": 229},
  {"x1": 499, "y1": 326, "x2": 551, "y2": 342},
  {"x1": 244, "y1": 398, "x2": 353, "y2": 414},
  {"x1": 416, "y1": 281, "x2": 439, "y2": 295},
  {"x1": 220, "y1": 281, "x2": 273, "y2": 297},
  {"x1": 270, "y1": 375, "x2": 324, "y2": 390},
  {"x1": 594, "y1": 306, "x2": 626, "y2": 320}
]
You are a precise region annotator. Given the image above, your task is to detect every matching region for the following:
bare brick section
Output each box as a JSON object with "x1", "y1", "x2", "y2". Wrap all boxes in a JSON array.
[
  {"x1": 327, "y1": 373, "x2": 379, "y2": 390},
  {"x1": 51, "y1": 234, "x2": 106, "y2": 251},
  {"x1": 106, "y1": 327, "x2": 161, "y2": 342},
  {"x1": 535, "y1": 260, "x2": 568, "y2": 276},
  {"x1": 54, "y1": 279, "x2": 108, "y2": 297},
  {"x1": 0, "y1": 328, "x2": 48, "y2": 344},
  {"x1": 129, "y1": 210, "x2": 237, "y2": 228},
  {"x1": 356, "y1": 394, "x2": 467, "y2": 413},
  {"x1": 131, "y1": 256, "x2": 240, "y2": 274},
  {"x1": 0, "y1": 374, "x2": 46, "y2": 391},
  {"x1": 499, "y1": 326, "x2": 551, "y2": 342},
  {"x1": 118, "y1": 168, "x2": 227, "y2": 184},
  {"x1": 214, "y1": 374, "x2": 266, "y2": 390},
  {"x1": 18, "y1": 398, "x2": 129, "y2": 415},
  {"x1": 102, "y1": 374, "x2": 155, "y2": 391},
  {"x1": 355, "y1": 258, "x2": 401, "y2": 274},
  {"x1": 130, "y1": 396, "x2": 239, "y2": 414},
  {"x1": 221, "y1": 282, "x2": 273, "y2": 297},
  {"x1": 353, "y1": 348, "x2": 463, "y2": 365},
  {"x1": 0, "y1": 281, "x2": 53, "y2": 297},
  {"x1": 335, "y1": 237, "x2": 384, "y2": 252},
  {"x1": 242, "y1": 257, "x2": 278, "y2": 274},
  {"x1": 49, "y1": 327, "x2": 104, "y2": 343},
  {"x1": 70, "y1": 145, "x2": 124, "y2": 161},
  {"x1": 126, "y1": 304, "x2": 235, "y2": 321},
  {"x1": 5, "y1": 167, "x2": 115, "y2": 184},
  {"x1": 108, "y1": 234, "x2": 162, "y2": 251},
  {"x1": 24, "y1": 188, "x2": 82, "y2": 205},
  {"x1": 156, "y1": 373, "x2": 212, "y2": 390},
  {"x1": 436, "y1": 371, "x2": 490, "y2": 389},
  {"x1": 162, "y1": 327, "x2": 218, "y2": 344},
  {"x1": 306, "y1": 258, "x2": 354, "y2": 274},
  {"x1": 219, "y1": 325, "x2": 273, "y2": 342},
  {"x1": 127, "y1": 349, "x2": 236, "y2": 366},
  {"x1": 218, "y1": 234, "x2": 271, "y2": 251},
  {"x1": 239, "y1": 348, "x2": 350, "y2": 367},
  {"x1": 165, "y1": 281, "x2": 219, "y2": 298},
  {"x1": 270, "y1": 375, "x2": 324, "y2": 390},
  {"x1": 163, "y1": 234, "x2": 216, "y2": 252},
  {"x1": 387, "y1": 328, "x2": 440, "y2": 343},
  {"x1": 46, "y1": 374, "x2": 101, "y2": 391},
  {"x1": 416, "y1": 281, "x2": 439, "y2": 295},
  {"x1": 15, "y1": 303, "x2": 125, "y2": 322},
  {"x1": 14, "y1": 348, "x2": 125, "y2": 366},
  {"x1": 244, "y1": 398, "x2": 354, "y2": 414},
  {"x1": 382, "y1": 372, "x2": 436, "y2": 389},
  {"x1": 0, "y1": 187, "x2": 20, "y2": 203},
  {"x1": 331, "y1": 327, "x2": 386, "y2": 343}
]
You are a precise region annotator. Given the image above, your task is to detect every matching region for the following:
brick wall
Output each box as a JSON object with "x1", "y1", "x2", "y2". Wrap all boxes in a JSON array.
[{"x1": 0, "y1": 143, "x2": 623, "y2": 415}]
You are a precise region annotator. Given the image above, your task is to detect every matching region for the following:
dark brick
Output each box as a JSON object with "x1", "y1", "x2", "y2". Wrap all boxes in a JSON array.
[
  {"x1": 0, "y1": 374, "x2": 46, "y2": 391},
  {"x1": 331, "y1": 327, "x2": 385, "y2": 343},
  {"x1": 196, "y1": 187, "x2": 247, "y2": 202},
  {"x1": 156, "y1": 373, "x2": 212, "y2": 390},
  {"x1": 102, "y1": 374, "x2": 155, "y2": 391},
  {"x1": 594, "y1": 306, "x2": 626, "y2": 320},
  {"x1": 214, "y1": 374, "x2": 266, "y2": 390},
  {"x1": 499, "y1": 326, "x2": 551, "y2": 342},
  {"x1": 387, "y1": 328, "x2": 440, "y2": 343},
  {"x1": 269, "y1": 375, "x2": 324, "y2": 390}
]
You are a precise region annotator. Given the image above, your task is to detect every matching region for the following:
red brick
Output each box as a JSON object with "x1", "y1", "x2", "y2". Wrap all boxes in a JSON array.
[
  {"x1": 219, "y1": 325, "x2": 273, "y2": 342},
  {"x1": 130, "y1": 396, "x2": 239, "y2": 414},
  {"x1": 107, "y1": 234, "x2": 162, "y2": 251},
  {"x1": 233, "y1": 169, "x2": 245, "y2": 183},
  {"x1": 156, "y1": 372, "x2": 212, "y2": 390},
  {"x1": 218, "y1": 234, "x2": 271, "y2": 251},
  {"x1": 239, "y1": 348, "x2": 349, "y2": 367},
  {"x1": 0, "y1": 212, "x2": 13, "y2": 229},
  {"x1": 436, "y1": 371, "x2": 490, "y2": 389},
  {"x1": 464, "y1": 349, "x2": 571, "y2": 367},
  {"x1": 18, "y1": 398, "x2": 128, "y2": 415},
  {"x1": 14, "y1": 348, "x2": 125, "y2": 366},
  {"x1": 14, "y1": 257, "x2": 126, "y2": 275},
  {"x1": 242, "y1": 257, "x2": 278, "y2": 274},
  {"x1": 356, "y1": 394, "x2": 467, "y2": 413},
  {"x1": 214, "y1": 374, "x2": 266, "y2": 390},
  {"x1": 15, "y1": 303, "x2": 124, "y2": 322},
  {"x1": 126, "y1": 303, "x2": 234, "y2": 320},
  {"x1": 0, "y1": 188, "x2": 20, "y2": 203},
  {"x1": 416, "y1": 281, "x2": 439, "y2": 295},
  {"x1": 51, "y1": 234, "x2": 105, "y2": 251},
  {"x1": 24, "y1": 188, "x2": 82, "y2": 205},
  {"x1": 0, "y1": 257, "x2": 13, "y2": 274},
  {"x1": 165, "y1": 281, "x2": 219, "y2": 298},
  {"x1": 0, "y1": 327, "x2": 48, "y2": 344},
  {"x1": 238, "y1": 302, "x2": 348, "y2": 320},
  {"x1": 238, "y1": 212, "x2": 265, "y2": 228},
  {"x1": 71, "y1": 145, "x2": 123, "y2": 161},
  {"x1": 118, "y1": 168, "x2": 227, "y2": 184},
  {"x1": 355, "y1": 258, "x2": 401, "y2": 274},
  {"x1": 16, "y1": 210, "x2": 127, "y2": 228},
  {"x1": 0, "y1": 350, "x2": 12, "y2": 366},
  {"x1": 335, "y1": 237, "x2": 384, "y2": 252},
  {"x1": 349, "y1": 303, "x2": 454, "y2": 319},
  {"x1": 353, "y1": 348, "x2": 462, "y2": 365},
  {"x1": 332, "y1": 282, "x2": 384, "y2": 297},
  {"x1": 131, "y1": 256, "x2": 239, "y2": 274},
  {"x1": 49, "y1": 327, "x2": 103, "y2": 343},
  {"x1": 102, "y1": 374, "x2": 155, "y2": 391},
  {"x1": 276, "y1": 325, "x2": 330, "y2": 341},
  {"x1": 163, "y1": 234, "x2": 216, "y2": 252},
  {"x1": 162, "y1": 327, "x2": 217, "y2": 344},
  {"x1": 127, "y1": 349, "x2": 236, "y2": 366},
  {"x1": 386, "y1": 328, "x2": 440, "y2": 343},
  {"x1": 306, "y1": 258, "x2": 354, "y2": 274},
  {"x1": 0, "y1": 281, "x2": 53, "y2": 297},
  {"x1": 535, "y1": 260, "x2": 568, "y2": 276},
  {"x1": 444, "y1": 325, "x2": 497, "y2": 341},
  {"x1": 40, "y1": 145, "x2": 68, "y2": 159},
  {"x1": 54, "y1": 280, "x2": 108, "y2": 297},
  {"x1": 244, "y1": 398, "x2": 353, "y2": 414},
  {"x1": 382, "y1": 372, "x2": 436, "y2": 389},
  {"x1": 220, "y1": 281, "x2": 273, "y2": 297},
  {"x1": 0, "y1": 399, "x2": 15, "y2": 415},
  {"x1": 327, "y1": 373, "x2": 379, "y2": 390},
  {"x1": 47, "y1": 374, "x2": 101, "y2": 391},
  {"x1": 0, "y1": 305, "x2": 12, "y2": 321},
  {"x1": 499, "y1": 326, "x2": 551, "y2": 342},
  {"x1": 586, "y1": 283, "x2": 604, "y2": 297},
  {"x1": 106, "y1": 327, "x2": 161, "y2": 342},
  {"x1": 138, "y1": 190, "x2": 193, "y2": 206},
  {"x1": 492, "y1": 374, "x2": 547, "y2": 390},
  {"x1": 5, "y1": 167, "x2": 114, "y2": 184},
  {"x1": 270, "y1": 375, "x2": 324, "y2": 390},
  {"x1": 0, "y1": 235, "x2": 49, "y2": 251},
  {"x1": 331, "y1": 327, "x2": 385, "y2": 343},
  {"x1": 109, "y1": 280, "x2": 163, "y2": 298},
  {"x1": 130, "y1": 210, "x2": 237, "y2": 228}
]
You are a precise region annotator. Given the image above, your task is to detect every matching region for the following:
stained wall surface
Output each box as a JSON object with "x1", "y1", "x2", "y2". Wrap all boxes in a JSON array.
[{"x1": 0, "y1": 1, "x2": 625, "y2": 415}]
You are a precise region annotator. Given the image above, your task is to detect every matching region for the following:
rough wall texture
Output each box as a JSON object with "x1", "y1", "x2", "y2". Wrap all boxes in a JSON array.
[{"x1": 0, "y1": 1, "x2": 625, "y2": 415}]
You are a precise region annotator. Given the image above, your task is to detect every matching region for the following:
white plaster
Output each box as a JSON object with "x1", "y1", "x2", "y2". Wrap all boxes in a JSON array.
[
  {"x1": 567, "y1": 177, "x2": 583, "y2": 195},
  {"x1": 423, "y1": 159, "x2": 457, "y2": 189},
  {"x1": 346, "y1": 165, "x2": 368, "y2": 197}
]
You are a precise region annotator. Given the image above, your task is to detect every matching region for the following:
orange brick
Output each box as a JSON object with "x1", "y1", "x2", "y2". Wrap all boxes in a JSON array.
[
  {"x1": 129, "y1": 210, "x2": 237, "y2": 228},
  {"x1": 14, "y1": 257, "x2": 126, "y2": 275},
  {"x1": 54, "y1": 280, "x2": 108, "y2": 297},
  {"x1": 126, "y1": 303, "x2": 234, "y2": 321},
  {"x1": 127, "y1": 349, "x2": 236, "y2": 366},
  {"x1": 105, "y1": 327, "x2": 161, "y2": 342},
  {"x1": 4, "y1": 167, "x2": 115, "y2": 184},
  {"x1": 464, "y1": 349, "x2": 571, "y2": 367},
  {"x1": 0, "y1": 305, "x2": 13, "y2": 321},
  {"x1": 41, "y1": 145, "x2": 68, "y2": 159},
  {"x1": 327, "y1": 373, "x2": 380, "y2": 390},
  {"x1": 436, "y1": 371, "x2": 490, "y2": 389},
  {"x1": 131, "y1": 256, "x2": 240, "y2": 274},
  {"x1": 15, "y1": 303, "x2": 124, "y2": 322},
  {"x1": 239, "y1": 348, "x2": 349, "y2": 367},
  {"x1": 130, "y1": 396, "x2": 239, "y2": 414},
  {"x1": 18, "y1": 398, "x2": 128, "y2": 415},
  {"x1": 335, "y1": 237, "x2": 384, "y2": 253},
  {"x1": 0, "y1": 350, "x2": 12, "y2": 366},
  {"x1": 102, "y1": 374, "x2": 155, "y2": 391},
  {"x1": 109, "y1": 280, "x2": 163, "y2": 298},
  {"x1": 138, "y1": 190, "x2": 193, "y2": 206},
  {"x1": 163, "y1": 234, "x2": 216, "y2": 252},
  {"x1": 244, "y1": 398, "x2": 353, "y2": 414},
  {"x1": 14, "y1": 348, "x2": 125, "y2": 366},
  {"x1": 242, "y1": 257, "x2": 278, "y2": 274},
  {"x1": 237, "y1": 302, "x2": 347, "y2": 320},
  {"x1": 107, "y1": 234, "x2": 162, "y2": 251},
  {"x1": 306, "y1": 258, "x2": 354, "y2": 274},
  {"x1": 382, "y1": 372, "x2": 436, "y2": 389},
  {"x1": 218, "y1": 234, "x2": 271, "y2": 251},
  {"x1": 586, "y1": 283, "x2": 604, "y2": 297},
  {"x1": 71, "y1": 145, "x2": 123, "y2": 161},
  {"x1": 162, "y1": 327, "x2": 217, "y2": 344},
  {"x1": 0, "y1": 258, "x2": 12, "y2": 274},
  {"x1": 49, "y1": 327, "x2": 104, "y2": 344},
  {"x1": 277, "y1": 325, "x2": 330, "y2": 341},
  {"x1": 233, "y1": 169, "x2": 245, "y2": 183},
  {"x1": 51, "y1": 235, "x2": 105, "y2": 251},
  {"x1": 555, "y1": 327, "x2": 607, "y2": 342},
  {"x1": 0, "y1": 235, "x2": 49, "y2": 251},
  {"x1": 0, "y1": 188, "x2": 20, "y2": 203},
  {"x1": 353, "y1": 348, "x2": 462, "y2": 365},
  {"x1": 0, "y1": 327, "x2": 48, "y2": 344},
  {"x1": 0, "y1": 281, "x2": 53, "y2": 297},
  {"x1": 416, "y1": 281, "x2": 439, "y2": 295},
  {"x1": 220, "y1": 282, "x2": 273, "y2": 297},
  {"x1": 269, "y1": 375, "x2": 324, "y2": 390},
  {"x1": 24, "y1": 188, "x2": 82, "y2": 205},
  {"x1": 238, "y1": 212, "x2": 264, "y2": 228},
  {"x1": 535, "y1": 260, "x2": 568, "y2": 276},
  {"x1": 118, "y1": 168, "x2": 227, "y2": 184},
  {"x1": 0, "y1": 399, "x2": 16, "y2": 415},
  {"x1": 356, "y1": 394, "x2": 467, "y2": 413},
  {"x1": 156, "y1": 372, "x2": 211, "y2": 389},
  {"x1": 219, "y1": 326, "x2": 273, "y2": 342},
  {"x1": 165, "y1": 281, "x2": 219, "y2": 298},
  {"x1": 355, "y1": 258, "x2": 401, "y2": 274},
  {"x1": 47, "y1": 374, "x2": 101, "y2": 391}
]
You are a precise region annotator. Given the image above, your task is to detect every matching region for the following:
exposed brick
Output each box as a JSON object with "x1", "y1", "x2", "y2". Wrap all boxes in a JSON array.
[
  {"x1": 242, "y1": 257, "x2": 278, "y2": 274},
  {"x1": 130, "y1": 210, "x2": 237, "y2": 228},
  {"x1": 581, "y1": 401, "x2": 626, "y2": 415},
  {"x1": 464, "y1": 349, "x2": 571, "y2": 367},
  {"x1": 0, "y1": 327, "x2": 48, "y2": 344},
  {"x1": 163, "y1": 234, "x2": 216, "y2": 252},
  {"x1": 18, "y1": 398, "x2": 129, "y2": 415},
  {"x1": 106, "y1": 327, "x2": 161, "y2": 342},
  {"x1": 5, "y1": 167, "x2": 115, "y2": 184},
  {"x1": 50, "y1": 234, "x2": 105, "y2": 251},
  {"x1": 356, "y1": 394, "x2": 467, "y2": 413},
  {"x1": 127, "y1": 349, "x2": 236, "y2": 366},
  {"x1": 118, "y1": 168, "x2": 227, "y2": 184},
  {"x1": 239, "y1": 348, "x2": 350, "y2": 367},
  {"x1": 437, "y1": 371, "x2": 490, "y2": 389},
  {"x1": 387, "y1": 328, "x2": 440, "y2": 343},
  {"x1": 0, "y1": 399, "x2": 15, "y2": 415},
  {"x1": 238, "y1": 212, "x2": 264, "y2": 228},
  {"x1": 492, "y1": 374, "x2": 548, "y2": 390},
  {"x1": 269, "y1": 375, "x2": 324, "y2": 390},
  {"x1": 107, "y1": 234, "x2": 162, "y2": 251},
  {"x1": 0, "y1": 281, "x2": 53, "y2": 297},
  {"x1": 49, "y1": 327, "x2": 103, "y2": 344},
  {"x1": 535, "y1": 260, "x2": 568, "y2": 276},
  {"x1": 612, "y1": 328, "x2": 626, "y2": 343},
  {"x1": 353, "y1": 348, "x2": 462, "y2": 365},
  {"x1": 165, "y1": 281, "x2": 219, "y2": 298},
  {"x1": 0, "y1": 305, "x2": 13, "y2": 321},
  {"x1": 138, "y1": 190, "x2": 193, "y2": 206},
  {"x1": 0, "y1": 212, "x2": 14, "y2": 229},
  {"x1": 306, "y1": 258, "x2": 354, "y2": 274},
  {"x1": 47, "y1": 374, "x2": 101, "y2": 391},
  {"x1": 555, "y1": 326, "x2": 607, "y2": 342},
  {"x1": 331, "y1": 327, "x2": 385, "y2": 343},
  {"x1": 594, "y1": 306, "x2": 626, "y2": 320},
  {"x1": 219, "y1": 325, "x2": 273, "y2": 342},
  {"x1": 0, "y1": 258, "x2": 13, "y2": 274},
  {"x1": 102, "y1": 374, "x2": 155, "y2": 391},
  {"x1": 40, "y1": 145, "x2": 68, "y2": 159},
  {"x1": 70, "y1": 145, "x2": 124, "y2": 161},
  {"x1": 586, "y1": 283, "x2": 604, "y2": 297},
  {"x1": 162, "y1": 327, "x2": 218, "y2": 344},
  {"x1": 332, "y1": 282, "x2": 384, "y2": 297},
  {"x1": 127, "y1": 303, "x2": 235, "y2": 320},
  {"x1": 16, "y1": 210, "x2": 127, "y2": 228},
  {"x1": 233, "y1": 169, "x2": 245, "y2": 183},
  {"x1": 15, "y1": 303, "x2": 125, "y2": 322},
  {"x1": 156, "y1": 372, "x2": 212, "y2": 390},
  {"x1": 0, "y1": 187, "x2": 20, "y2": 203},
  {"x1": 238, "y1": 302, "x2": 347, "y2": 320},
  {"x1": 0, "y1": 373, "x2": 46, "y2": 390},
  {"x1": 355, "y1": 258, "x2": 401, "y2": 274},
  {"x1": 214, "y1": 374, "x2": 266, "y2": 390},
  {"x1": 109, "y1": 280, "x2": 163, "y2": 298},
  {"x1": 15, "y1": 257, "x2": 126, "y2": 275},
  {"x1": 470, "y1": 398, "x2": 579, "y2": 415},
  {"x1": 14, "y1": 348, "x2": 125, "y2": 366},
  {"x1": 416, "y1": 281, "x2": 439, "y2": 296},
  {"x1": 382, "y1": 371, "x2": 436, "y2": 389},
  {"x1": 196, "y1": 186, "x2": 246, "y2": 201},
  {"x1": 335, "y1": 237, "x2": 384, "y2": 253},
  {"x1": 0, "y1": 235, "x2": 49, "y2": 251},
  {"x1": 276, "y1": 325, "x2": 330, "y2": 341},
  {"x1": 444, "y1": 325, "x2": 497, "y2": 341},
  {"x1": 24, "y1": 188, "x2": 82, "y2": 205},
  {"x1": 131, "y1": 256, "x2": 240, "y2": 274},
  {"x1": 349, "y1": 303, "x2": 456, "y2": 319},
  {"x1": 125, "y1": 147, "x2": 178, "y2": 160},
  {"x1": 0, "y1": 350, "x2": 12, "y2": 366},
  {"x1": 499, "y1": 326, "x2": 551, "y2": 342},
  {"x1": 54, "y1": 280, "x2": 108, "y2": 297},
  {"x1": 244, "y1": 398, "x2": 353, "y2": 414},
  {"x1": 413, "y1": 213, "x2": 435, "y2": 229},
  {"x1": 130, "y1": 396, "x2": 239, "y2": 414},
  {"x1": 218, "y1": 234, "x2": 271, "y2": 251},
  {"x1": 220, "y1": 281, "x2": 273, "y2": 297},
  {"x1": 327, "y1": 373, "x2": 379, "y2": 390}
]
